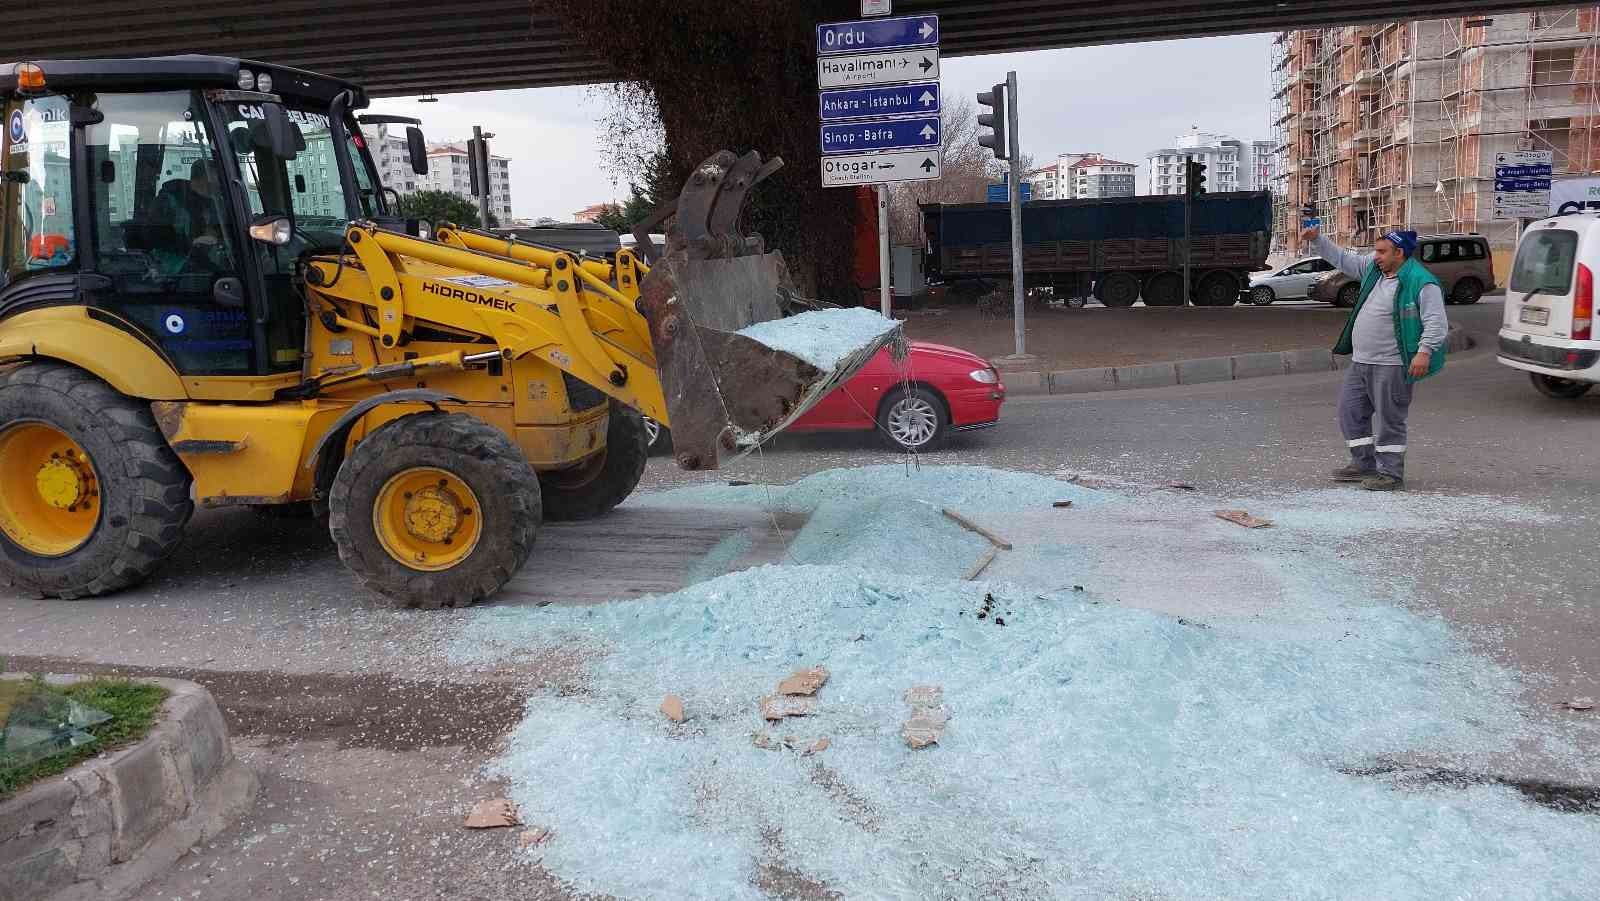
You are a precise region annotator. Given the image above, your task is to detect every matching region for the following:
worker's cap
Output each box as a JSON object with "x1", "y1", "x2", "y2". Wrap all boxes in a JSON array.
[{"x1": 1380, "y1": 229, "x2": 1419, "y2": 257}]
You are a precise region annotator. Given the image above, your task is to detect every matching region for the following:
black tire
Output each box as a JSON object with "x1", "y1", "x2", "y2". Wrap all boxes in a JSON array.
[
  {"x1": 1529, "y1": 373, "x2": 1594, "y2": 399},
  {"x1": 1250, "y1": 285, "x2": 1276, "y2": 306},
  {"x1": 878, "y1": 385, "x2": 948, "y2": 452},
  {"x1": 1096, "y1": 272, "x2": 1140, "y2": 308},
  {"x1": 1335, "y1": 282, "x2": 1361, "y2": 309},
  {"x1": 538, "y1": 406, "x2": 650, "y2": 521},
  {"x1": 1193, "y1": 270, "x2": 1240, "y2": 307},
  {"x1": 1451, "y1": 277, "x2": 1484, "y2": 305},
  {"x1": 328, "y1": 412, "x2": 540, "y2": 609},
  {"x1": 1143, "y1": 271, "x2": 1184, "y2": 307},
  {"x1": 0, "y1": 362, "x2": 192, "y2": 599}
]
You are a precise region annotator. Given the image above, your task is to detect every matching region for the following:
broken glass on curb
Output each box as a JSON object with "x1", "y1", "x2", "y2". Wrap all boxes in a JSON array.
[{"x1": 0, "y1": 677, "x2": 114, "y2": 769}]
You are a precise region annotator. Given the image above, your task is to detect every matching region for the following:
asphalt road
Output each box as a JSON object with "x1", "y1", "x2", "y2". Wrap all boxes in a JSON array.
[{"x1": 4, "y1": 299, "x2": 1596, "y2": 899}]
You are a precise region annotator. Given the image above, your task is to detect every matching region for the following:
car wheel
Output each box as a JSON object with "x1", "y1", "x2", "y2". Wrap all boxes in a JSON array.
[
  {"x1": 642, "y1": 416, "x2": 673, "y2": 455},
  {"x1": 1529, "y1": 373, "x2": 1594, "y2": 399},
  {"x1": 1334, "y1": 282, "x2": 1360, "y2": 309},
  {"x1": 1450, "y1": 278, "x2": 1484, "y2": 305},
  {"x1": 878, "y1": 386, "x2": 948, "y2": 452},
  {"x1": 1250, "y1": 285, "x2": 1275, "y2": 306}
]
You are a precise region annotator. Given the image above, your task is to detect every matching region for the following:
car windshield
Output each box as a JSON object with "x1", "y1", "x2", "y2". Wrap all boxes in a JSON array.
[{"x1": 220, "y1": 100, "x2": 379, "y2": 249}]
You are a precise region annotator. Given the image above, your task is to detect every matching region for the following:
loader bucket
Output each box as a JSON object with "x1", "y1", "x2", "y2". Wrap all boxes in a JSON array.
[{"x1": 634, "y1": 151, "x2": 905, "y2": 471}]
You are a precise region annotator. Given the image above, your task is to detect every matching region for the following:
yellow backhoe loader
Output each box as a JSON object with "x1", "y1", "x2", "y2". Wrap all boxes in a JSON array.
[{"x1": 0, "y1": 57, "x2": 899, "y2": 607}]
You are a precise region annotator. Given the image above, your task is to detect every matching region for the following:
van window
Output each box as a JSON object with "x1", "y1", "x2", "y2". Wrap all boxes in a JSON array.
[
  {"x1": 1422, "y1": 241, "x2": 1454, "y2": 262},
  {"x1": 1456, "y1": 240, "x2": 1485, "y2": 260},
  {"x1": 1509, "y1": 229, "x2": 1577, "y2": 293}
]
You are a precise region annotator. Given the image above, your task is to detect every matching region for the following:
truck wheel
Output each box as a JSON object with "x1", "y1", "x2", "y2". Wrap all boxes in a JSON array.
[
  {"x1": 1335, "y1": 282, "x2": 1360, "y2": 309},
  {"x1": 538, "y1": 406, "x2": 650, "y2": 521},
  {"x1": 1529, "y1": 373, "x2": 1594, "y2": 399},
  {"x1": 1450, "y1": 278, "x2": 1484, "y2": 305},
  {"x1": 1142, "y1": 272, "x2": 1184, "y2": 307},
  {"x1": 0, "y1": 362, "x2": 192, "y2": 599},
  {"x1": 328, "y1": 412, "x2": 540, "y2": 609},
  {"x1": 1096, "y1": 272, "x2": 1140, "y2": 308},
  {"x1": 1193, "y1": 271, "x2": 1240, "y2": 307}
]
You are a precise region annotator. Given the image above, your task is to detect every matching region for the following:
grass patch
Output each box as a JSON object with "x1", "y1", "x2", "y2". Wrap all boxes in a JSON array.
[{"x1": 0, "y1": 678, "x2": 169, "y2": 799}]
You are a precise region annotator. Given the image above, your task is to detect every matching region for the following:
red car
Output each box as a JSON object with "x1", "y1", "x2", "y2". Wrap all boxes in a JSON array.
[{"x1": 643, "y1": 341, "x2": 1005, "y2": 453}]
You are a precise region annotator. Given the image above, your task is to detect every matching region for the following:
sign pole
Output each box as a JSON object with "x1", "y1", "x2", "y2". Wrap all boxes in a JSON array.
[
  {"x1": 1006, "y1": 70, "x2": 1024, "y2": 357},
  {"x1": 878, "y1": 183, "x2": 892, "y2": 316}
]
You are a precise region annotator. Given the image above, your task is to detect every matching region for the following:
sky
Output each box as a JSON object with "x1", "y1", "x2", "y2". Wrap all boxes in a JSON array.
[{"x1": 367, "y1": 32, "x2": 1275, "y2": 222}]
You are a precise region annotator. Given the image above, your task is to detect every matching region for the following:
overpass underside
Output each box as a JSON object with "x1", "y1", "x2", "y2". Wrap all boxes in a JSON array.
[{"x1": 12, "y1": 1, "x2": 1583, "y2": 96}]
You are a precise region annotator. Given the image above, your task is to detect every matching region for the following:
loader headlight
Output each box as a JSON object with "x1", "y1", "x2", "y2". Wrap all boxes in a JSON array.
[
  {"x1": 255, "y1": 71, "x2": 273, "y2": 93},
  {"x1": 237, "y1": 69, "x2": 256, "y2": 91},
  {"x1": 248, "y1": 214, "x2": 292, "y2": 246},
  {"x1": 969, "y1": 368, "x2": 999, "y2": 384}
]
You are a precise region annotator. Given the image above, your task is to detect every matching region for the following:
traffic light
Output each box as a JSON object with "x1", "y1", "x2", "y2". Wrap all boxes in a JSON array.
[
  {"x1": 1185, "y1": 157, "x2": 1207, "y2": 199},
  {"x1": 977, "y1": 83, "x2": 1008, "y2": 160},
  {"x1": 467, "y1": 137, "x2": 491, "y2": 196}
]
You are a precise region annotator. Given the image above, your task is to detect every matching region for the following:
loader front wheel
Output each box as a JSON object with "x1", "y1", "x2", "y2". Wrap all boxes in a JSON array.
[
  {"x1": 537, "y1": 406, "x2": 650, "y2": 521},
  {"x1": 0, "y1": 362, "x2": 193, "y2": 598},
  {"x1": 328, "y1": 412, "x2": 540, "y2": 609}
]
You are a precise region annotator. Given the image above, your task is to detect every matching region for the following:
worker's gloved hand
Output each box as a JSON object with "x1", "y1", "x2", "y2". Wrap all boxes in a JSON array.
[{"x1": 1300, "y1": 225, "x2": 1319, "y2": 243}]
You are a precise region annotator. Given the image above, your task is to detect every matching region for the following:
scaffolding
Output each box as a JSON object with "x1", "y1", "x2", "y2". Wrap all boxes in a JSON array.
[{"x1": 1275, "y1": 7, "x2": 1600, "y2": 264}]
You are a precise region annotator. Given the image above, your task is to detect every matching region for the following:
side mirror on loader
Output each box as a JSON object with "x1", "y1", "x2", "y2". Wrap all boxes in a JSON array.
[{"x1": 406, "y1": 127, "x2": 429, "y2": 176}]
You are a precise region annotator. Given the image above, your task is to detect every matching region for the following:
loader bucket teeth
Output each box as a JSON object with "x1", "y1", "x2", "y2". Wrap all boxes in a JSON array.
[{"x1": 635, "y1": 150, "x2": 904, "y2": 472}]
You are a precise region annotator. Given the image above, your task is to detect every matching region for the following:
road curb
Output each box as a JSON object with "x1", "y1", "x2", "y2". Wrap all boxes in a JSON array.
[
  {"x1": 1000, "y1": 325, "x2": 1472, "y2": 396},
  {"x1": 0, "y1": 676, "x2": 257, "y2": 901}
]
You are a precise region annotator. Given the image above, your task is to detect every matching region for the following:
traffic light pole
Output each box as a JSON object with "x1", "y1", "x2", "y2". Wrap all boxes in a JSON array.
[
  {"x1": 472, "y1": 126, "x2": 491, "y2": 228},
  {"x1": 1182, "y1": 154, "x2": 1191, "y2": 307},
  {"x1": 1006, "y1": 71, "x2": 1024, "y2": 357}
]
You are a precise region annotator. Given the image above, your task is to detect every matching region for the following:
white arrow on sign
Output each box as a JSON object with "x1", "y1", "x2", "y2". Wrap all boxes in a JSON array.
[
  {"x1": 919, "y1": 21, "x2": 934, "y2": 39},
  {"x1": 919, "y1": 90, "x2": 935, "y2": 107},
  {"x1": 919, "y1": 124, "x2": 937, "y2": 139}
]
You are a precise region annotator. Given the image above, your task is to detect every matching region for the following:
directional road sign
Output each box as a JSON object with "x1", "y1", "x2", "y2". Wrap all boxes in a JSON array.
[
  {"x1": 820, "y1": 115, "x2": 939, "y2": 155},
  {"x1": 817, "y1": 49, "x2": 940, "y2": 89},
  {"x1": 1494, "y1": 149, "x2": 1554, "y2": 220},
  {"x1": 986, "y1": 181, "x2": 1032, "y2": 203},
  {"x1": 819, "y1": 82, "x2": 939, "y2": 122},
  {"x1": 820, "y1": 149, "x2": 942, "y2": 187},
  {"x1": 816, "y1": 15, "x2": 939, "y2": 55}
]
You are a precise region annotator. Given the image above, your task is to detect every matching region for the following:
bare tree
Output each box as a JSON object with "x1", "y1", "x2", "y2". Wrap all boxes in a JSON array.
[{"x1": 887, "y1": 96, "x2": 1013, "y2": 244}]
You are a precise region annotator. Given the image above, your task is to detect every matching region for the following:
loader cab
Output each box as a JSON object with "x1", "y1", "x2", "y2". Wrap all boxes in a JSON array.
[{"x1": 0, "y1": 57, "x2": 405, "y2": 386}]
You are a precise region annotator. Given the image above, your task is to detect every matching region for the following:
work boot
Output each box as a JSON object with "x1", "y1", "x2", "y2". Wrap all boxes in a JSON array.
[
  {"x1": 1332, "y1": 463, "x2": 1374, "y2": 482},
  {"x1": 1361, "y1": 473, "x2": 1404, "y2": 492}
]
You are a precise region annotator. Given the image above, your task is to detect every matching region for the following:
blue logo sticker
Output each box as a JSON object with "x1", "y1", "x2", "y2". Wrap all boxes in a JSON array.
[
  {"x1": 163, "y1": 313, "x2": 186, "y2": 335},
  {"x1": 7, "y1": 110, "x2": 24, "y2": 144}
]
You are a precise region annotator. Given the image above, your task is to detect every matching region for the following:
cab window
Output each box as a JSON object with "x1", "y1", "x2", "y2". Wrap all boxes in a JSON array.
[
  {"x1": 1, "y1": 94, "x2": 76, "y2": 286},
  {"x1": 81, "y1": 90, "x2": 251, "y2": 374},
  {"x1": 1509, "y1": 229, "x2": 1577, "y2": 293}
]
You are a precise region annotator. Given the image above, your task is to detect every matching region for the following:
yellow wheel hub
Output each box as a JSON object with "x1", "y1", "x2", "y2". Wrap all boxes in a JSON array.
[
  {"x1": 373, "y1": 467, "x2": 482, "y2": 572},
  {"x1": 0, "y1": 423, "x2": 99, "y2": 557}
]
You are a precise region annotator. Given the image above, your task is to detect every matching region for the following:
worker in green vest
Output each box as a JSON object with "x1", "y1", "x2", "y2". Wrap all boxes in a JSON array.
[{"x1": 1301, "y1": 225, "x2": 1448, "y2": 491}]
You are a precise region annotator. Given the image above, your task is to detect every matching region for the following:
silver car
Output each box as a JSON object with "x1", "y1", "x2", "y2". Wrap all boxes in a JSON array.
[{"x1": 1247, "y1": 257, "x2": 1337, "y2": 305}]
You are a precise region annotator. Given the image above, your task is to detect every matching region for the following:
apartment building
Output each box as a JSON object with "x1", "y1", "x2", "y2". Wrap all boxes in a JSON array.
[
  {"x1": 1272, "y1": 9, "x2": 1600, "y2": 266},
  {"x1": 1025, "y1": 152, "x2": 1137, "y2": 199}
]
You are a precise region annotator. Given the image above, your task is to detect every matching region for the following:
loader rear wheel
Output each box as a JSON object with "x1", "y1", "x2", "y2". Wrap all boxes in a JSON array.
[
  {"x1": 328, "y1": 412, "x2": 540, "y2": 609},
  {"x1": 537, "y1": 406, "x2": 650, "y2": 521},
  {"x1": 0, "y1": 362, "x2": 192, "y2": 598}
]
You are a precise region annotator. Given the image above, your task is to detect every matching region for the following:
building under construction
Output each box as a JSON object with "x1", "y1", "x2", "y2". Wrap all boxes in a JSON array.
[{"x1": 1272, "y1": 7, "x2": 1600, "y2": 273}]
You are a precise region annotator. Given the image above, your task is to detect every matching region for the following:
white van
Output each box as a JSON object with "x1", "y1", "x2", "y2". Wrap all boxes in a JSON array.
[{"x1": 1498, "y1": 214, "x2": 1599, "y2": 398}]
